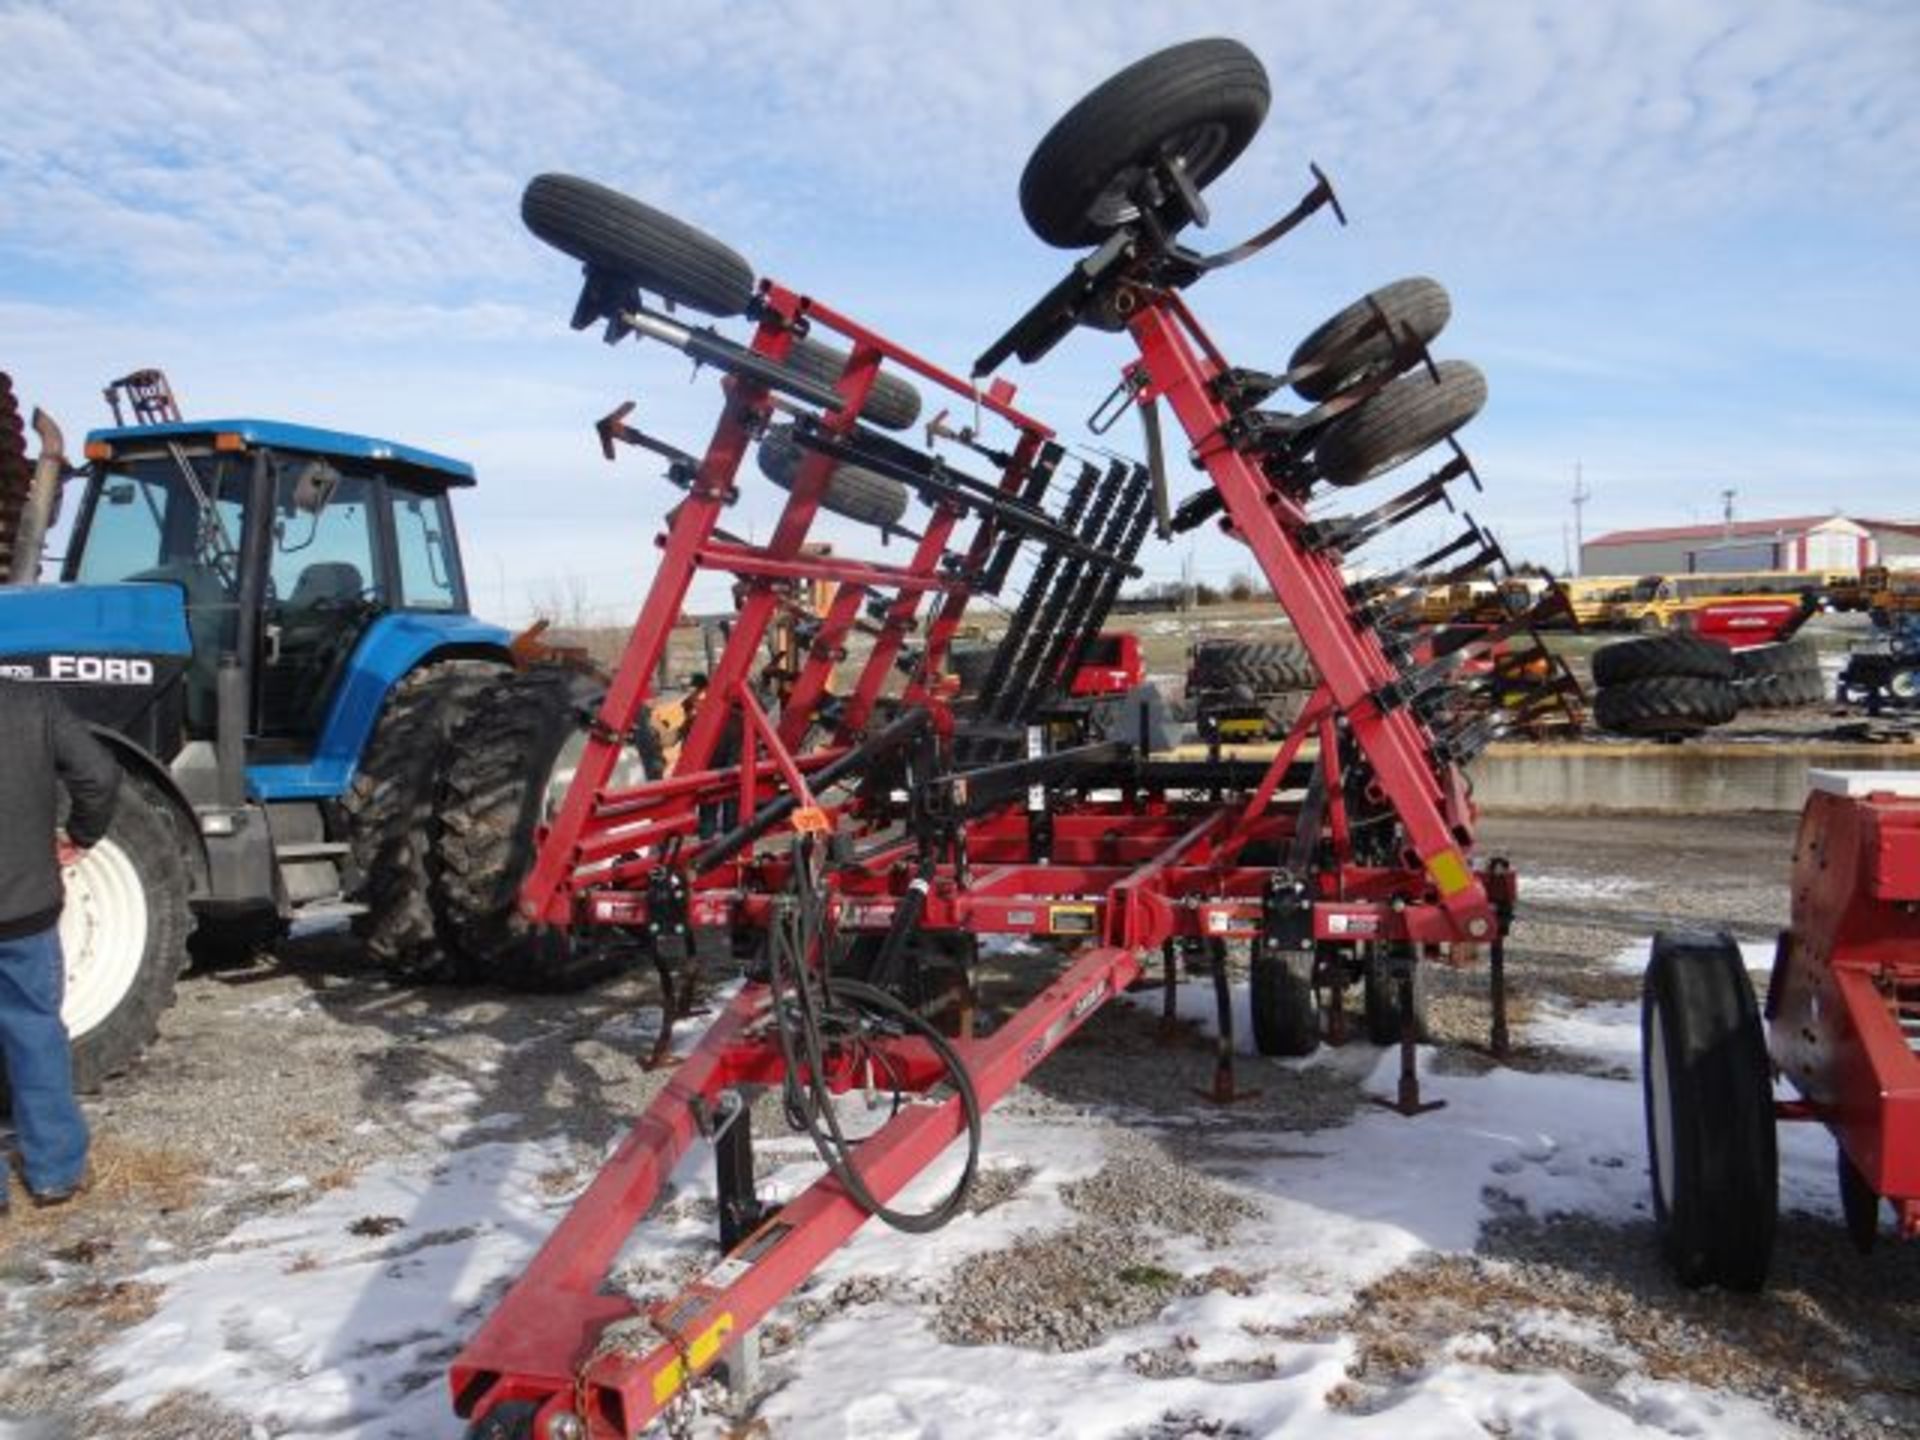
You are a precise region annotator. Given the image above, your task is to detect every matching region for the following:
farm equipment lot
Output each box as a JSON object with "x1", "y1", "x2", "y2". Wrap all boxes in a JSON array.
[{"x1": 3, "y1": 811, "x2": 1915, "y2": 1439}]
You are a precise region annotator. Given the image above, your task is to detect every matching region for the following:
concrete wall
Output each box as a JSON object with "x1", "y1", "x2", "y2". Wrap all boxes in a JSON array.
[{"x1": 1471, "y1": 742, "x2": 1920, "y2": 814}]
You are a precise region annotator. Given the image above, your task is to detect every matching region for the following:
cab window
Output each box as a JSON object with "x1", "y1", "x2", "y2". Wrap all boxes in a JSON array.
[{"x1": 391, "y1": 491, "x2": 462, "y2": 611}]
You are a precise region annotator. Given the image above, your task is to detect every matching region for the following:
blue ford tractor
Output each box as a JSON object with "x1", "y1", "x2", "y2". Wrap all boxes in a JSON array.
[{"x1": 0, "y1": 369, "x2": 623, "y2": 1090}]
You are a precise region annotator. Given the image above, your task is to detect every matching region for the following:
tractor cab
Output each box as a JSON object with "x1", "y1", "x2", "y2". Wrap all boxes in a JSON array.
[{"x1": 63, "y1": 419, "x2": 479, "y2": 765}]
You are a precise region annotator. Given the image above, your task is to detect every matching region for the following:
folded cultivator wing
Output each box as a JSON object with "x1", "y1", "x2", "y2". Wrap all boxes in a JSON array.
[{"x1": 452, "y1": 38, "x2": 1524, "y2": 1439}]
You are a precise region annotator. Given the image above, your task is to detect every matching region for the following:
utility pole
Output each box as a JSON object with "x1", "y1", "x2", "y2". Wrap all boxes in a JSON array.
[
  {"x1": 1570, "y1": 463, "x2": 1591, "y2": 574},
  {"x1": 1721, "y1": 488, "x2": 1736, "y2": 539}
]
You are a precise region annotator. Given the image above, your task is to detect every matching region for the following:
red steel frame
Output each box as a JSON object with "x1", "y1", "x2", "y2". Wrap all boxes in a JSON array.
[
  {"x1": 450, "y1": 275, "x2": 1514, "y2": 1437},
  {"x1": 1769, "y1": 786, "x2": 1920, "y2": 1238}
]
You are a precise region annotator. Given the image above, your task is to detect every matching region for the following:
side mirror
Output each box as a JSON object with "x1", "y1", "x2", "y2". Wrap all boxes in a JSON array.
[{"x1": 289, "y1": 460, "x2": 341, "y2": 516}]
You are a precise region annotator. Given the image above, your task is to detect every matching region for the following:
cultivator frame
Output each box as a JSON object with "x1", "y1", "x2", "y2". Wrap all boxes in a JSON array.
[{"x1": 452, "y1": 44, "x2": 1529, "y2": 1440}]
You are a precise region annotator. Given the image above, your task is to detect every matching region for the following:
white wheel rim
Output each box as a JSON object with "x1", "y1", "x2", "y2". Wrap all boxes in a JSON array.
[
  {"x1": 57, "y1": 839, "x2": 150, "y2": 1041},
  {"x1": 1647, "y1": 1000, "x2": 1676, "y2": 1211}
]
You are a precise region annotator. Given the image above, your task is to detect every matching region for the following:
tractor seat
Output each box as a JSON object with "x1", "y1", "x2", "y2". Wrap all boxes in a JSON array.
[{"x1": 287, "y1": 561, "x2": 366, "y2": 609}]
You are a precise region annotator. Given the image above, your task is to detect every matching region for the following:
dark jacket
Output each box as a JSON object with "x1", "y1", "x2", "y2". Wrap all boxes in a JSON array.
[{"x1": 0, "y1": 681, "x2": 121, "y2": 938}]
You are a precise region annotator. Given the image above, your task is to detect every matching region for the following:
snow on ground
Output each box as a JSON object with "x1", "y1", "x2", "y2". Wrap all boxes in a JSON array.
[{"x1": 87, "y1": 949, "x2": 1815, "y2": 1439}]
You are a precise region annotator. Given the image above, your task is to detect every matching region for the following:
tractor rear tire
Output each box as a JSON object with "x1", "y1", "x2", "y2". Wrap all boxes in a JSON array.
[
  {"x1": 1594, "y1": 677, "x2": 1738, "y2": 737},
  {"x1": 1018, "y1": 39, "x2": 1271, "y2": 249},
  {"x1": 54, "y1": 773, "x2": 191, "y2": 1093},
  {"x1": 784, "y1": 338, "x2": 923, "y2": 432},
  {"x1": 345, "y1": 659, "x2": 509, "y2": 981},
  {"x1": 1313, "y1": 361, "x2": 1486, "y2": 487},
  {"x1": 0, "y1": 372, "x2": 32, "y2": 577},
  {"x1": 434, "y1": 668, "x2": 636, "y2": 992},
  {"x1": 1250, "y1": 947, "x2": 1319, "y2": 1057},
  {"x1": 1641, "y1": 930, "x2": 1776, "y2": 1291},
  {"x1": 1362, "y1": 942, "x2": 1428, "y2": 1046},
  {"x1": 757, "y1": 425, "x2": 910, "y2": 529},
  {"x1": 520, "y1": 173, "x2": 755, "y2": 318},
  {"x1": 1289, "y1": 278, "x2": 1452, "y2": 402},
  {"x1": 1591, "y1": 633, "x2": 1736, "y2": 687}
]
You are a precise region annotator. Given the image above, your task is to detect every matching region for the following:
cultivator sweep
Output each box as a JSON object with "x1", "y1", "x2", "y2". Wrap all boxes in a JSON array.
[{"x1": 451, "y1": 39, "x2": 1527, "y2": 1438}]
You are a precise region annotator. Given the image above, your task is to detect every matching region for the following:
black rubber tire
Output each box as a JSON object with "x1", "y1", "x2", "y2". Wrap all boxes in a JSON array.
[
  {"x1": 785, "y1": 338, "x2": 923, "y2": 432},
  {"x1": 0, "y1": 372, "x2": 31, "y2": 576},
  {"x1": 1289, "y1": 278, "x2": 1452, "y2": 402},
  {"x1": 757, "y1": 425, "x2": 910, "y2": 529},
  {"x1": 58, "y1": 773, "x2": 192, "y2": 1093},
  {"x1": 1188, "y1": 639, "x2": 1316, "y2": 694},
  {"x1": 344, "y1": 658, "x2": 509, "y2": 981},
  {"x1": 433, "y1": 668, "x2": 633, "y2": 992},
  {"x1": 1591, "y1": 633, "x2": 1736, "y2": 687},
  {"x1": 1313, "y1": 361, "x2": 1487, "y2": 487},
  {"x1": 520, "y1": 173, "x2": 754, "y2": 318},
  {"x1": 1250, "y1": 947, "x2": 1319, "y2": 1057},
  {"x1": 1594, "y1": 677, "x2": 1738, "y2": 737},
  {"x1": 1018, "y1": 38, "x2": 1271, "y2": 249},
  {"x1": 1362, "y1": 943, "x2": 1428, "y2": 1046},
  {"x1": 1734, "y1": 666, "x2": 1826, "y2": 710},
  {"x1": 1731, "y1": 636, "x2": 1817, "y2": 681},
  {"x1": 1641, "y1": 930, "x2": 1776, "y2": 1291}
]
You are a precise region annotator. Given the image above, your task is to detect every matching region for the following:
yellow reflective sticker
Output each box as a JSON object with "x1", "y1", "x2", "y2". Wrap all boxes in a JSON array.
[
  {"x1": 1427, "y1": 850, "x2": 1472, "y2": 897},
  {"x1": 649, "y1": 1313, "x2": 737, "y2": 1406}
]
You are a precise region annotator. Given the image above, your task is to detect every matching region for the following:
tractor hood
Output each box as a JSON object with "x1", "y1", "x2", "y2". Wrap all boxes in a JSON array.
[{"x1": 0, "y1": 581, "x2": 192, "y2": 670}]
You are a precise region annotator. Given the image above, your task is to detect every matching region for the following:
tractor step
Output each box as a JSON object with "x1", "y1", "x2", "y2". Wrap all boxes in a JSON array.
[{"x1": 276, "y1": 841, "x2": 351, "y2": 860}]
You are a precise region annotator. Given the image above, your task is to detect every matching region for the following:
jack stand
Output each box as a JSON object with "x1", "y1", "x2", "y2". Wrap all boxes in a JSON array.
[
  {"x1": 1374, "y1": 973, "x2": 1444, "y2": 1117},
  {"x1": 1158, "y1": 938, "x2": 1181, "y2": 1044},
  {"x1": 711, "y1": 1090, "x2": 767, "y2": 1252},
  {"x1": 1488, "y1": 934, "x2": 1511, "y2": 1061},
  {"x1": 1198, "y1": 938, "x2": 1258, "y2": 1103}
]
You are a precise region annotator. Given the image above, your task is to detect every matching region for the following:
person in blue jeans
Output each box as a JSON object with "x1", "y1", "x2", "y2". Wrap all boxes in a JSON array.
[{"x1": 0, "y1": 679, "x2": 119, "y2": 1214}]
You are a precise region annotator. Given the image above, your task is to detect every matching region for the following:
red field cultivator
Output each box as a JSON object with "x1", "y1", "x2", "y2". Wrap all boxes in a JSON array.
[
  {"x1": 451, "y1": 39, "x2": 1532, "y2": 1438},
  {"x1": 1643, "y1": 770, "x2": 1920, "y2": 1292}
]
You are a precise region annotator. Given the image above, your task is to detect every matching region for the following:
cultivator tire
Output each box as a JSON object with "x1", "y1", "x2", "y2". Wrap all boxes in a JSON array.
[
  {"x1": 44, "y1": 774, "x2": 191, "y2": 1096},
  {"x1": 1250, "y1": 947, "x2": 1318, "y2": 1057},
  {"x1": 758, "y1": 425, "x2": 909, "y2": 529},
  {"x1": 1641, "y1": 930, "x2": 1776, "y2": 1291},
  {"x1": 1731, "y1": 636, "x2": 1816, "y2": 682},
  {"x1": 520, "y1": 173, "x2": 755, "y2": 318},
  {"x1": 345, "y1": 658, "x2": 510, "y2": 981},
  {"x1": 1362, "y1": 943, "x2": 1428, "y2": 1046},
  {"x1": 1590, "y1": 633, "x2": 1736, "y2": 687},
  {"x1": 1594, "y1": 677, "x2": 1737, "y2": 737},
  {"x1": 1018, "y1": 38, "x2": 1270, "y2": 249},
  {"x1": 1313, "y1": 360, "x2": 1486, "y2": 487},
  {"x1": 434, "y1": 668, "x2": 632, "y2": 992},
  {"x1": 784, "y1": 337, "x2": 923, "y2": 432},
  {"x1": 1188, "y1": 639, "x2": 1315, "y2": 694},
  {"x1": 1289, "y1": 278, "x2": 1452, "y2": 402},
  {"x1": 1734, "y1": 665, "x2": 1825, "y2": 711}
]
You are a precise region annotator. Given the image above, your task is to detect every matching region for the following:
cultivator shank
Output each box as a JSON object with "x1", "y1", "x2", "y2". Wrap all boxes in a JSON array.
[{"x1": 453, "y1": 40, "x2": 1529, "y2": 1439}]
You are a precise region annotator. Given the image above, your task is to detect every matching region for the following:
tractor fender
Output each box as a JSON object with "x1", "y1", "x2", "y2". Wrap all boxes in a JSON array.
[
  {"x1": 246, "y1": 613, "x2": 516, "y2": 801},
  {"x1": 89, "y1": 725, "x2": 210, "y2": 893}
]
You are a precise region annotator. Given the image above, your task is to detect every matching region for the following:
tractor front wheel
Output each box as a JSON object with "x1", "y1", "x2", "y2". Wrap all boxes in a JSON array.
[
  {"x1": 53, "y1": 773, "x2": 192, "y2": 1093},
  {"x1": 1641, "y1": 930, "x2": 1776, "y2": 1291}
]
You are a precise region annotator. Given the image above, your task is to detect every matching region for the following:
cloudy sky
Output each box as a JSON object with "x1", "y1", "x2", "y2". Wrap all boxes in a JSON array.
[{"x1": 5, "y1": 0, "x2": 1917, "y2": 622}]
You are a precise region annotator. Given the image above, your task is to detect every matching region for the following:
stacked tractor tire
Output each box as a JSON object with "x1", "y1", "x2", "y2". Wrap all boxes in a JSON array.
[
  {"x1": 1590, "y1": 633, "x2": 1822, "y2": 738},
  {"x1": 1186, "y1": 638, "x2": 1316, "y2": 737}
]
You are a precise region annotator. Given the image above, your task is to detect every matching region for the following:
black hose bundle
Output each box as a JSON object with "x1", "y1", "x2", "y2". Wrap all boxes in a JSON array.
[{"x1": 764, "y1": 854, "x2": 981, "y2": 1233}]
